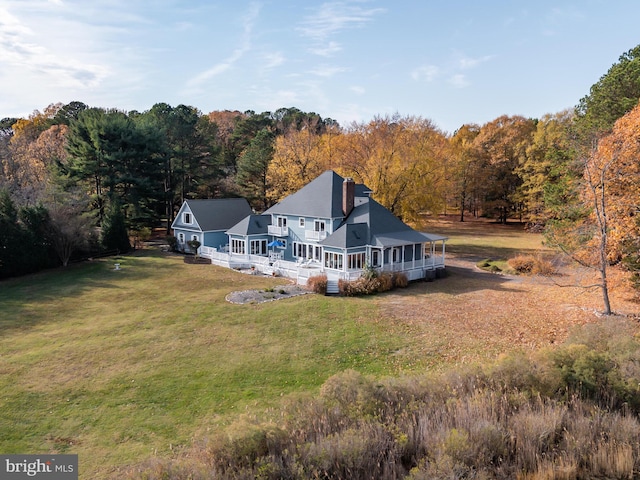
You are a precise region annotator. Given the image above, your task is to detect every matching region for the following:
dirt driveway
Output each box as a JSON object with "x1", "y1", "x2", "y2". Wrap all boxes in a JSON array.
[{"x1": 374, "y1": 251, "x2": 639, "y2": 370}]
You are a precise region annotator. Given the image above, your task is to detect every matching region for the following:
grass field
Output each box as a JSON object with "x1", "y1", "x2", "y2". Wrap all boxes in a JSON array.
[
  {"x1": 0, "y1": 250, "x2": 413, "y2": 478},
  {"x1": 1, "y1": 218, "x2": 637, "y2": 478}
]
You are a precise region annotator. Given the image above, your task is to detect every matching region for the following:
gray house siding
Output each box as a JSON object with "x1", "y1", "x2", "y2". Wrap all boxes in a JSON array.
[
  {"x1": 203, "y1": 231, "x2": 229, "y2": 250},
  {"x1": 171, "y1": 198, "x2": 252, "y2": 253}
]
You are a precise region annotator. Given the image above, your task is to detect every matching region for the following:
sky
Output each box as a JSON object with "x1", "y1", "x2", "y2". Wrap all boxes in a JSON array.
[{"x1": 1, "y1": 0, "x2": 639, "y2": 134}]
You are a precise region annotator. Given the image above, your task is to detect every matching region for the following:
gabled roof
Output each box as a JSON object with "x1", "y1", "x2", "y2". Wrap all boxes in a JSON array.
[
  {"x1": 171, "y1": 198, "x2": 252, "y2": 232},
  {"x1": 320, "y1": 223, "x2": 369, "y2": 248},
  {"x1": 226, "y1": 214, "x2": 271, "y2": 236},
  {"x1": 264, "y1": 170, "x2": 365, "y2": 219},
  {"x1": 321, "y1": 197, "x2": 447, "y2": 248}
]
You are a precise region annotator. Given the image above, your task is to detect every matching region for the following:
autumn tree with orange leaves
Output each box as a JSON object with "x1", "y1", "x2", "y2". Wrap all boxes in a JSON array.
[{"x1": 545, "y1": 101, "x2": 640, "y2": 314}]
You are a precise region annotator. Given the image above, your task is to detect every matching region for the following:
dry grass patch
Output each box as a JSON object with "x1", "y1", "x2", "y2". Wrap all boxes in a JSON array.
[{"x1": 378, "y1": 216, "x2": 640, "y2": 371}]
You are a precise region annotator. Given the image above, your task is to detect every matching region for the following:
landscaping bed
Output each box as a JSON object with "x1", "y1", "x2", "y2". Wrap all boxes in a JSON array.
[{"x1": 225, "y1": 283, "x2": 310, "y2": 304}]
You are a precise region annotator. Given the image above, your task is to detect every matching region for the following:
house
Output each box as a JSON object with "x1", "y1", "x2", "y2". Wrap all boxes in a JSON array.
[
  {"x1": 171, "y1": 198, "x2": 253, "y2": 254},
  {"x1": 196, "y1": 170, "x2": 447, "y2": 285}
]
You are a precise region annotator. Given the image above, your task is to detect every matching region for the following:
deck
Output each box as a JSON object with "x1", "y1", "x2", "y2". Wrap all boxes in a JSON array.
[{"x1": 199, "y1": 246, "x2": 445, "y2": 285}]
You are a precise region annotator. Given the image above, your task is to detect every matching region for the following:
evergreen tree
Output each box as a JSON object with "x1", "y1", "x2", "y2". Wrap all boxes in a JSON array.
[
  {"x1": 101, "y1": 200, "x2": 130, "y2": 253},
  {"x1": 236, "y1": 128, "x2": 275, "y2": 211},
  {"x1": 0, "y1": 190, "x2": 26, "y2": 278}
]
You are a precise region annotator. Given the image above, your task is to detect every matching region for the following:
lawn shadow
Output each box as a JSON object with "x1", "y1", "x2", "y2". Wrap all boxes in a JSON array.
[
  {"x1": 378, "y1": 258, "x2": 523, "y2": 300},
  {"x1": 0, "y1": 248, "x2": 183, "y2": 333}
]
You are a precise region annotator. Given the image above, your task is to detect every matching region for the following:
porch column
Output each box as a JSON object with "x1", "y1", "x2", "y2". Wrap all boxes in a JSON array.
[{"x1": 413, "y1": 244, "x2": 417, "y2": 270}]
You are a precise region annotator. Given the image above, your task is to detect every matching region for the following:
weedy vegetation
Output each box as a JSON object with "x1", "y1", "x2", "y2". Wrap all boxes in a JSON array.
[{"x1": 2, "y1": 218, "x2": 639, "y2": 479}]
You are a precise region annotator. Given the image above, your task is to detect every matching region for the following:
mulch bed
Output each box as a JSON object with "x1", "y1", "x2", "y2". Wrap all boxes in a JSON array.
[
  {"x1": 225, "y1": 284, "x2": 311, "y2": 304},
  {"x1": 183, "y1": 256, "x2": 212, "y2": 264}
]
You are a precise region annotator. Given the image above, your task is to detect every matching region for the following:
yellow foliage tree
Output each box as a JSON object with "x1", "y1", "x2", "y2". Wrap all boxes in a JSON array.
[
  {"x1": 332, "y1": 114, "x2": 449, "y2": 224},
  {"x1": 267, "y1": 125, "x2": 337, "y2": 202}
]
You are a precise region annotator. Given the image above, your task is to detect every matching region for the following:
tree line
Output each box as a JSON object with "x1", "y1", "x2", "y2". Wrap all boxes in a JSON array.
[{"x1": 2, "y1": 45, "x2": 640, "y2": 307}]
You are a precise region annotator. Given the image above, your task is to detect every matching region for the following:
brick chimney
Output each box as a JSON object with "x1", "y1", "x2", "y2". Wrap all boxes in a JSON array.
[{"x1": 343, "y1": 177, "x2": 355, "y2": 217}]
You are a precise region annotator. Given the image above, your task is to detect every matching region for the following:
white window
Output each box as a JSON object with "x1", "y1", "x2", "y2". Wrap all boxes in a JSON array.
[
  {"x1": 293, "y1": 242, "x2": 312, "y2": 259},
  {"x1": 371, "y1": 250, "x2": 381, "y2": 267},
  {"x1": 324, "y1": 252, "x2": 343, "y2": 270},
  {"x1": 192, "y1": 235, "x2": 198, "y2": 242},
  {"x1": 277, "y1": 216, "x2": 287, "y2": 227},
  {"x1": 299, "y1": 218, "x2": 305, "y2": 228},
  {"x1": 178, "y1": 233, "x2": 185, "y2": 243},
  {"x1": 231, "y1": 238, "x2": 245, "y2": 254},
  {"x1": 293, "y1": 242, "x2": 306, "y2": 259},
  {"x1": 314, "y1": 220, "x2": 325, "y2": 232},
  {"x1": 250, "y1": 239, "x2": 267, "y2": 255},
  {"x1": 347, "y1": 252, "x2": 366, "y2": 270},
  {"x1": 183, "y1": 212, "x2": 192, "y2": 224}
]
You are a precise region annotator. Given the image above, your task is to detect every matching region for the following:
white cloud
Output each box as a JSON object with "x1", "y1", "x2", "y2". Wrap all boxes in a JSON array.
[
  {"x1": 0, "y1": 5, "x2": 109, "y2": 90},
  {"x1": 298, "y1": 1, "x2": 385, "y2": 57},
  {"x1": 449, "y1": 74, "x2": 470, "y2": 88},
  {"x1": 309, "y1": 41, "x2": 342, "y2": 58},
  {"x1": 186, "y1": 2, "x2": 261, "y2": 88},
  {"x1": 262, "y1": 52, "x2": 285, "y2": 70},
  {"x1": 309, "y1": 65, "x2": 347, "y2": 78},
  {"x1": 350, "y1": 86, "x2": 365, "y2": 95},
  {"x1": 411, "y1": 52, "x2": 491, "y2": 88},
  {"x1": 457, "y1": 54, "x2": 495, "y2": 70},
  {"x1": 411, "y1": 65, "x2": 440, "y2": 82}
]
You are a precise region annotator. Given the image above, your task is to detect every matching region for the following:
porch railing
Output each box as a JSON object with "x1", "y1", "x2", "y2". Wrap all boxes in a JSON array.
[
  {"x1": 304, "y1": 230, "x2": 327, "y2": 241},
  {"x1": 199, "y1": 248, "x2": 445, "y2": 283},
  {"x1": 268, "y1": 225, "x2": 288, "y2": 237}
]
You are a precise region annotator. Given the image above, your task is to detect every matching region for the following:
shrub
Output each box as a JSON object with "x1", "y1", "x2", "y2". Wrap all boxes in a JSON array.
[
  {"x1": 508, "y1": 255, "x2": 557, "y2": 276},
  {"x1": 531, "y1": 257, "x2": 557, "y2": 276},
  {"x1": 339, "y1": 272, "x2": 409, "y2": 296},
  {"x1": 508, "y1": 255, "x2": 536, "y2": 274},
  {"x1": 340, "y1": 278, "x2": 367, "y2": 296},
  {"x1": 166, "y1": 235, "x2": 178, "y2": 252},
  {"x1": 187, "y1": 239, "x2": 201, "y2": 253},
  {"x1": 306, "y1": 274, "x2": 327, "y2": 294},
  {"x1": 377, "y1": 273, "x2": 394, "y2": 292},
  {"x1": 361, "y1": 263, "x2": 378, "y2": 281},
  {"x1": 392, "y1": 272, "x2": 409, "y2": 288}
]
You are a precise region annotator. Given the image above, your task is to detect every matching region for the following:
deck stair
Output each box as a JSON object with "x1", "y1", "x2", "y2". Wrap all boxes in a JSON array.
[{"x1": 325, "y1": 279, "x2": 340, "y2": 295}]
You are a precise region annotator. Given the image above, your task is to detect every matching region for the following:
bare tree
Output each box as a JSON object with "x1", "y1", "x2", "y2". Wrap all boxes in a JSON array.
[
  {"x1": 46, "y1": 188, "x2": 91, "y2": 267},
  {"x1": 545, "y1": 142, "x2": 614, "y2": 315}
]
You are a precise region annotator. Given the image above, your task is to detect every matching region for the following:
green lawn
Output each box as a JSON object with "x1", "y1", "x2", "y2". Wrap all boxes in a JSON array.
[
  {"x1": 0, "y1": 250, "x2": 412, "y2": 478},
  {"x1": 423, "y1": 215, "x2": 549, "y2": 259}
]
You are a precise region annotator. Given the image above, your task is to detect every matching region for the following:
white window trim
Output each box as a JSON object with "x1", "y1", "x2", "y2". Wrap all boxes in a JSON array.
[
  {"x1": 250, "y1": 239, "x2": 267, "y2": 255},
  {"x1": 299, "y1": 218, "x2": 305, "y2": 228},
  {"x1": 324, "y1": 251, "x2": 344, "y2": 270},
  {"x1": 231, "y1": 238, "x2": 246, "y2": 255},
  {"x1": 183, "y1": 212, "x2": 192, "y2": 225}
]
